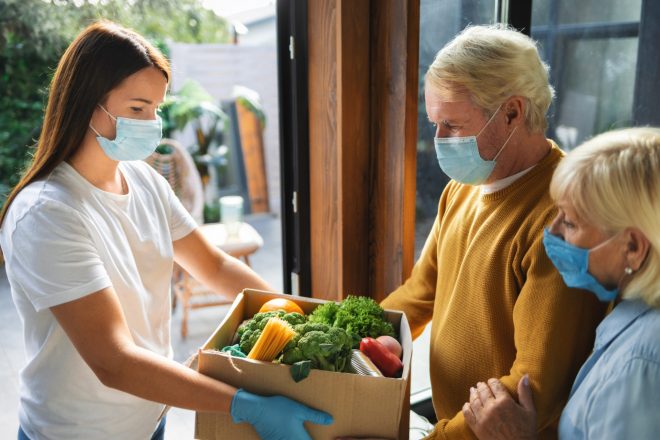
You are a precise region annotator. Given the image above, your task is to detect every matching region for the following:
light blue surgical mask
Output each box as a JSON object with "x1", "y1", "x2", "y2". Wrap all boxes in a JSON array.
[
  {"x1": 89, "y1": 104, "x2": 162, "y2": 161},
  {"x1": 542, "y1": 229, "x2": 619, "y2": 302},
  {"x1": 434, "y1": 105, "x2": 516, "y2": 185}
]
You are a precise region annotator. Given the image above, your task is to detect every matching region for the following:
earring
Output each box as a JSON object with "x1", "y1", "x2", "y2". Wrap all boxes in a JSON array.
[{"x1": 624, "y1": 266, "x2": 633, "y2": 275}]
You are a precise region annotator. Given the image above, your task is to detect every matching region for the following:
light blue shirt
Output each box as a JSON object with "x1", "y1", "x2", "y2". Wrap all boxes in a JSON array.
[{"x1": 559, "y1": 298, "x2": 660, "y2": 439}]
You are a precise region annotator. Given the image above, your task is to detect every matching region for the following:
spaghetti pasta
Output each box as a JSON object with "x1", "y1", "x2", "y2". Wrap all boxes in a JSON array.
[{"x1": 247, "y1": 317, "x2": 297, "y2": 361}]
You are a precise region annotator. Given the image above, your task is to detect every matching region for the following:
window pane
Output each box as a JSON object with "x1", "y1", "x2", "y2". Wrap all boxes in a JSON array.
[
  {"x1": 532, "y1": 0, "x2": 642, "y2": 26},
  {"x1": 558, "y1": 0, "x2": 641, "y2": 24},
  {"x1": 416, "y1": 0, "x2": 496, "y2": 259},
  {"x1": 531, "y1": 0, "x2": 641, "y2": 149},
  {"x1": 532, "y1": 1, "x2": 550, "y2": 26},
  {"x1": 553, "y1": 38, "x2": 638, "y2": 148}
]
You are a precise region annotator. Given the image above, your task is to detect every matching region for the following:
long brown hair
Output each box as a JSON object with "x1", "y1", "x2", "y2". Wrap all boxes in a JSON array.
[{"x1": 0, "y1": 20, "x2": 170, "y2": 229}]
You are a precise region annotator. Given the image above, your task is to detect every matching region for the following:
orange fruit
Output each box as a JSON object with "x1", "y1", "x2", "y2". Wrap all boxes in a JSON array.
[{"x1": 258, "y1": 298, "x2": 305, "y2": 315}]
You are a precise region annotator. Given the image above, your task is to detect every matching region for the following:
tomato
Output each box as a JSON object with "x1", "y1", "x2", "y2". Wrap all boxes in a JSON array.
[
  {"x1": 258, "y1": 298, "x2": 305, "y2": 315},
  {"x1": 376, "y1": 335, "x2": 402, "y2": 359},
  {"x1": 360, "y1": 337, "x2": 403, "y2": 378}
]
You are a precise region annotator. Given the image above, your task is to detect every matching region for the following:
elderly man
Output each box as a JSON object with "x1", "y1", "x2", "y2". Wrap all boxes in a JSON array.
[{"x1": 381, "y1": 25, "x2": 606, "y2": 439}]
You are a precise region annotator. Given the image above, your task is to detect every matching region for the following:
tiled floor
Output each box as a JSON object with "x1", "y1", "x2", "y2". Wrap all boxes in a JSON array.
[{"x1": 0, "y1": 213, "x2": 430, "y2": 438}]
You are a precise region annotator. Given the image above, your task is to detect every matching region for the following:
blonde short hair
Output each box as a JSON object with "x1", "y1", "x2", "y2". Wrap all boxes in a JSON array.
[
  {"x1": 426, "y1": 24, "x2": 554, "y2": 133},
  {"x1": 550, "y1": 127, "x2": 660, "y2": 307}
]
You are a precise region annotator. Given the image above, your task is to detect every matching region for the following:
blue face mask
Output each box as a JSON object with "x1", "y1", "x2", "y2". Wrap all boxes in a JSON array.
[
  {"x1": 89, "y1": 104, "x2": 162, "y2": 161},
  {"x1": 542, "y1": 229, "x2": 619, "y2": 302},
  {"x1": 434, "y1": 105, "x2": 516, "y2": 185}
]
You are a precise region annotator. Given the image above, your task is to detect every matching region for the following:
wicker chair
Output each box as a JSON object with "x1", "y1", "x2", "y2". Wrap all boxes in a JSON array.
[
  {"x1": 145, "y1": 139, "x2": 204, "y2": 224},
  {"x1": 145, "y1": 139, "x2": 230, "y2": 338}
]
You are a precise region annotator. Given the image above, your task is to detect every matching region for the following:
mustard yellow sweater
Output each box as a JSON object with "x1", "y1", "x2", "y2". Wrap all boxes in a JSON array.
[{"x1": 382, "y1": 144, "x2": 607, "y2": 439}]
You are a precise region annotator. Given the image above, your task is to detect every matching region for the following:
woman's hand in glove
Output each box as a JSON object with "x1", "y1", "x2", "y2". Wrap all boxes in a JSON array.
[{"x1": 230, "y1": 388, "x2": 334, "y2": 440}]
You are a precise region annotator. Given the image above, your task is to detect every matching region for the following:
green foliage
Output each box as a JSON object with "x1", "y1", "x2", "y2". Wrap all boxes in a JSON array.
[
  {"x1": 0, "y1": 0, "x2": 230, "y2": 206},
  {"x1": 0, "y1": 0, "x2": 70, "y2": 203},
  {"x1": 334, "y1": 296, "x2": 396, "y2": 348},
  {"x1": 308, "y1": 301, "x2": 340, "y2": 326},
  {"x1": 160, "y1": 79, "x2": 226, "y2": 156},
  {"x1": 308, "y1": 295, "x2": 396, "y2": 348},
  {"x1": 235, "y1": 91, "x2": 267, "y2": 129}
]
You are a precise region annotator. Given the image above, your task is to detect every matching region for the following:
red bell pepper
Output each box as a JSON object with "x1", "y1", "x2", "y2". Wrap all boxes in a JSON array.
[{"x1": 359, "y1": 337, "x2": 403, "y2": 378}]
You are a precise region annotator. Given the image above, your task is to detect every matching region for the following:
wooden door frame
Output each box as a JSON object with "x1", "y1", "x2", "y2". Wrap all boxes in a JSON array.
[{"x1": 306, "y1": 0, "x2": 420, "y2": 301}]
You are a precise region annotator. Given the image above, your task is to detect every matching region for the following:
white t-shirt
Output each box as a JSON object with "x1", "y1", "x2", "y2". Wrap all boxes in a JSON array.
[
  {"x1": 480, "y1": 164, "x2": 536, "y2": 194},
  {"x1": 0, "y1": 160, "x2": 197, "y2": 439}
]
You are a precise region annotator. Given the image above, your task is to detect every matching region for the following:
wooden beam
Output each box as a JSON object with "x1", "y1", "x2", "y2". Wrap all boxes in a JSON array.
[
  {"x1": 337, "y1": 0, "x2": 371, "y2": 298},
  {"x1": 403, "y1": 0, "x2": 420, "y2": 284},
  {"x1": 368, "y1": 0, "x2": 419, "y2": 302},
  {"x1": 308, "y1": 0, "x2": 339, "y2": 300},
  {"x1": 308, "y1": 0, "x2": 371, "y2": 301},
  {"x1": 307, "y1": 0, "x2": 418, "y2": 304}
]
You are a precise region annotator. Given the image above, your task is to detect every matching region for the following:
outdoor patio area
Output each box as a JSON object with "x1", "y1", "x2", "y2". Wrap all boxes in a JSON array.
[{"x1": 0, "y1": 213, "x2": 431, "y2": 439}]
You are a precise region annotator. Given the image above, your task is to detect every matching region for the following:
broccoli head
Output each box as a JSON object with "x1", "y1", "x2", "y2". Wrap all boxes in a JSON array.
[
  {"x1": 298, "y1": 331, "x2": 339, "y2": 371},
  {"x1": 281, "y1": 312, "x2": 306, "y2": 327},
  {"x1": 237, "y1": 311, "x2": 286, "y2": 354},
  {"x1": 280, "y1": 345, "x2": 306, "y2": 364},
  {"x1": 294, "y1": 322, "x2": 331, "y2": 334},
  {"x1": 279, "y1": 322, "x2": 352, "y2": 373}
]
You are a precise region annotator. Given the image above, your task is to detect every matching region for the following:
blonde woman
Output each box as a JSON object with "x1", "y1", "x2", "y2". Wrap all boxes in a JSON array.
[
  {"x1": 464, "y1": 127, "x2": 660, "y2": 439},
  {"x1": 380, "y1": 24, "x2": 606, "y2": 439}
]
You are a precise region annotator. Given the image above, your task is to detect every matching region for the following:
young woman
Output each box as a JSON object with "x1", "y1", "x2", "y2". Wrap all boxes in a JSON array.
[
  {"x1": 0, "y1": 21, "x2": 331, "y2": 440},
  {"x1": 462, "y1": 127, "x2": 660, "y2": 439}
]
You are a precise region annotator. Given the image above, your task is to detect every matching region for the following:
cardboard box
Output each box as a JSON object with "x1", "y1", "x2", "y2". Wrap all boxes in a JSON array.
[{"x1": 195, "y1": 289, "x2": 412, "y2": 439}]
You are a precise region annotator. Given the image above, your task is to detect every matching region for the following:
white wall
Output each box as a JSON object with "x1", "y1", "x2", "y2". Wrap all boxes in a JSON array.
[
  {"x1": 169, "y1": 43, "x2": 281, "y2": 215},
  {"x1": 238, "y1": 16, "x2": 277, "y2": 46}
]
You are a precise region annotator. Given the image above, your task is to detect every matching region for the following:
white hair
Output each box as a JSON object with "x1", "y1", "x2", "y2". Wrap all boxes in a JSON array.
[{"x1": 426, "y1": 24, "x2": 554, "y2": 133}]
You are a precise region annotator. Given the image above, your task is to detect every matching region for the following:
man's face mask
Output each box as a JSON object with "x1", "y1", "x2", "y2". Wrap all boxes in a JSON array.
[
  {"x1": 433, "y1": 105, "x2": 516, "y2": 185},
  {"x1": 89, "y1": 104, "x2": 162, "y2": 161}
]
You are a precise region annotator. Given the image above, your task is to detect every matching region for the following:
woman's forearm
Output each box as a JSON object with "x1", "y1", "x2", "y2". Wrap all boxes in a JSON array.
[
  {"x1": 204, "y1": 252, "x2": 273, "y2": 297},
  {"x1": 101, "y1": 342, "x2": 237, "y2": 413}
]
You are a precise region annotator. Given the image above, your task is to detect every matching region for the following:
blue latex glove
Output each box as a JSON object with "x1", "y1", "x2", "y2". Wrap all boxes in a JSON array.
[{"x1": 230, "y1": 389, "x2": 333, "y2": 440}]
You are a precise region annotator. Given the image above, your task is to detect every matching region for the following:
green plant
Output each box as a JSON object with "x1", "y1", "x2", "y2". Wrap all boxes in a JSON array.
[
  {"x1": 160, "y1": 79, "x2": 226, "y2": 158},
  {"x1": 235, "y1": 93, "x2": 266, "y2": 130},
  {"x1": 0, "y1": 0, "x2": 71, "y2": 205}
]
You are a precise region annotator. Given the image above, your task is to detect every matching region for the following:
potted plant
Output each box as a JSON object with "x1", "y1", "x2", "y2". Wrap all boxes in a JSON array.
[
  {"x1": 158, "y1": 80, "x2": 230, "y2": 222},
  {"x1": 159, "y1": 79, "x2": 227, "y2": 182}
]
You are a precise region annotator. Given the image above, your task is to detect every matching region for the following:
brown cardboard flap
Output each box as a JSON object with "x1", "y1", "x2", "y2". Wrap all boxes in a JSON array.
[{"x1": 201, "y1": 291, "x2": 246, "y2": 351}]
